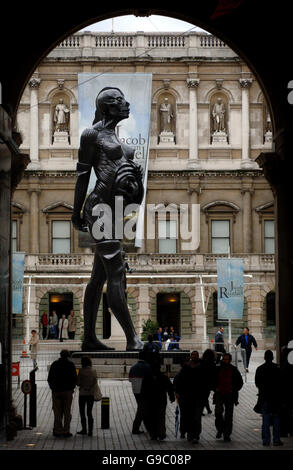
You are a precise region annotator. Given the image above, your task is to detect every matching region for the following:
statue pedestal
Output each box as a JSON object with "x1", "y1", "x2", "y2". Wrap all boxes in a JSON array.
[
  {"x1": 212, "y1": 131, "x2": 228, "y2": 145},
  {"x1": 53, "y1": 131, "x2": 69, "y2": 147},
  {"x1": 159, "y1": 131, "x2": 175, "y2": 145}
]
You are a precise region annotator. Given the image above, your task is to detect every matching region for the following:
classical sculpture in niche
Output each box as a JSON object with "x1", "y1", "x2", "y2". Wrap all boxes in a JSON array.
[
  {"x1": 211, "y1": 96, "x2": 228, "y2": 144},
  {"x1": 212, "y1": 97, "x2": 226, "y2": 133},
  {"x1": 54, "y1": 98, "x2": 70, "y2": 132},
  {"x1": 159, "y1": 97, "x2": 175, "y2": 144},
  {"x1": 71, "y1": 87, "x2": 144, "y2": 351},
  {"x1": 160, "y1": 97, "x2": 173, "y2": 133}
]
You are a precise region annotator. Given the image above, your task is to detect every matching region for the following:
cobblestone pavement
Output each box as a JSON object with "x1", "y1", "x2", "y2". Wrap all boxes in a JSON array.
[{"x1": 1, "y1": 351, "x2": 293, "y2": 451}]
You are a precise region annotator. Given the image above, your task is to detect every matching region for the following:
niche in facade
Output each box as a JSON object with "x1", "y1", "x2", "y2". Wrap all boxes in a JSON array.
[
  {"x1": 157, "y1": 92, "x2": 176, "y2": 145},
  {"x1": 210, "y1": 92, "x2": 229, "y2": 145},
  {"x1": 51, "y1": 93, "x2": 70, "y2": 146}
]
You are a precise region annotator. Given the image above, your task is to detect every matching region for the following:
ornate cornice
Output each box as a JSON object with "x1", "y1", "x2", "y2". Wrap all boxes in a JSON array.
[{"x1": 148, "y1": 169, "x2": 264, "y2": 178}]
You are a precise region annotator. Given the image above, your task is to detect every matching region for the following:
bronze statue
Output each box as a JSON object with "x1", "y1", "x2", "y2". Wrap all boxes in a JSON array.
[{"x1": 72, "y1": 87, "x2": 144, "y2": 351}]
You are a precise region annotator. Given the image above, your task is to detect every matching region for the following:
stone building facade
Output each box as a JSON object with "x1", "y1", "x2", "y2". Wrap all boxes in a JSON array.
[{"x1": 14, "y1": 31, "x2": 275, "y2": 348}]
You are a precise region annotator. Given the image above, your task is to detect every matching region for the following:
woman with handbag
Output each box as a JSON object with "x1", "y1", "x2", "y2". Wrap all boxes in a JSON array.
[{"x1": 77, "y1": 356, "x2": 101, "y2": 436}]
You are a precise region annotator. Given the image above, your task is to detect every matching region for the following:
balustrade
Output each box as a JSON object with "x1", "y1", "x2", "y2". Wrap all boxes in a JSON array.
[{"x1": 59, "y1": 36, "x2": 80, "y2": 47}]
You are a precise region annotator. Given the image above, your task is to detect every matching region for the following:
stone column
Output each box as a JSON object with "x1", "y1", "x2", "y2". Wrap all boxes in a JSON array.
[
  {"x1": 28, "y1": 188, "x2": 40, "y2": 253},
  {"x1": 256, "y1": 150, "x2": 293, "y2": 361},
  {"x1": 241, "y1": 188, "x2": 253, "y2": 253},
  {"x1": 186, "y1": 78, "x2": 200, "y2": 169},
  {"x1": 239, "y1": 78, "x2": 252, "y2": 168},
  {"x1": 187, "y1": 184, "x2": 200, "y2": 252},
  {"x1": 137, "y1": 285, "x2": 151, "y2": 336},
  {"x1": 29, "y1": 78, "x2": 41, "y2": 169}
]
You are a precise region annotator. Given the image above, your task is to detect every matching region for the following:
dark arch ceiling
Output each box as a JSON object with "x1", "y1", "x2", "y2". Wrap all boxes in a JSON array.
[{"x1": 0, "y1": 2, "x2": 292, "y2": 134}]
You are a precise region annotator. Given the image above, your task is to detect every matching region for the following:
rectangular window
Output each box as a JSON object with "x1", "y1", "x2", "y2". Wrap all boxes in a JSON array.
[
  {"x1": 52, "y1": 220, "x2": 71, "y2": 254},
  {"x1": 211, "y1": 220, "x2": 230, "y2": 254},
  {"x1": 264, "y1": 220, "x2": 275, "y2": 254},
  {"x1": 158, "y1": 219, "x2": 177, "y2": 253},
  {"x1": 12, "y1": 220, "x2": 17, "y2": 252}
]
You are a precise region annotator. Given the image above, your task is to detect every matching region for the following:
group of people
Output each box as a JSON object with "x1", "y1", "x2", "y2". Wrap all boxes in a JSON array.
[
  {"x1": 47, "y1": 350, "x2": 99, "y2": 437},
  {"x1": 129, "y1": 345, "x2": 293, "y2": 446},
  {"x1": 215, "y1": 326, "x2": 258, "y2": 371},
  {"x1": 152, "y1": 326, "x2": 181, "y2": 351},
  {"x1": 41, "y1": 310, "x2": 76, "y2": 341},
  {"x1": 129, "y1": 346, "x2": 243, "y2": 443}
]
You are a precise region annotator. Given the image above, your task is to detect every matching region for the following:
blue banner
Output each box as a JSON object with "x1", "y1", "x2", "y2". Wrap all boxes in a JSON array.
[
  {"x1": 12, "y1": 252, "x2": 25, "y2": 314},
  {"x1": 78, "y1": 73, "x2": 152, "y2": 247},
  {"x1": 217, "y1": 258, "x2": 244, "y2": 320}
]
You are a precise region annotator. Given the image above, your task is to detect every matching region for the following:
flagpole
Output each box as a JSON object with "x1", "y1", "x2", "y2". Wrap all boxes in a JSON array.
[{"x1": 228, "y1": 245, "x2": 232, "y2": 347}]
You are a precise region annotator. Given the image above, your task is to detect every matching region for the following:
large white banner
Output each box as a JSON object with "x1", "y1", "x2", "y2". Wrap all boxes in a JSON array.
[{"x1": 78, "y1": 73, "x2": 152, "y2": 247}]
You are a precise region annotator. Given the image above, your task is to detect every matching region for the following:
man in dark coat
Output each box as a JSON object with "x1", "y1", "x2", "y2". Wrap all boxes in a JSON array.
[
  {"x1": 129, "y1": 350, "x2": 156, "y2": 436},
  {"x1": 174, "y1": 350, "x2": 214, "y2": 444},
  {"x1": 47, "y1": 349, "x2": 77, "y2": 437},
  {"x1": 214, "y1": 353, "x2": 243, "y2": 442},
  {"x1": 151, "y1": 365, "x2": 175, "y2": 440},
  {"x1": 255, "y1": 350, "x2": 283, "y2": 446},
  {"x1": 143, "y1": 334, "x2": 160, "y2": 371},
  {"x1": 152, "y1": 327, "x2": 163, "y2": 350},
  {"x1": 235, "y1": 327, "x2": 258, "y2": 372}
]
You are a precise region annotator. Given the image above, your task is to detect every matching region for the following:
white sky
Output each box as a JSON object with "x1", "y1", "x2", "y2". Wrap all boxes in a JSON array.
[{"x1": 80, "y1": 15, "x2": 207, "y2": 33}]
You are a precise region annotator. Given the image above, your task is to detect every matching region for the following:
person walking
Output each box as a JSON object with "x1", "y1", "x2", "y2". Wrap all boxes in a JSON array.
[
  {"x1": 214, "y1": 353, "x2": 243, "y2": 442},
  {"x1": 215, "y1": 326, "x2": 226, "y2": 364},
  {"x1": 29, "y1": 329, "x2": 39, "y2": 369},
  {"x1": 151, "y1": 364, "x2": 175, "y2": 440},
  {"x1": 76, "y1": 356, "x2": 98, "y2": 436},
  {"x1": 47, "y1": 349, "x2": 77, "y2": 438},
  {"x1": 58, "y1": 314, "x2": 69, "y2": 342},
  {"x1": 173, "y1": 358, "x2": 189, "y2": 438},
  {"x1": 235, "y1": 327, "x2": 258, "y2": 372},
  {"x1": 255, "y1": 350, "x2": 284, "y2": 446},
  {"x1": 201, "y1": 349, "x2": 217, "y2": 416},
  {"x1": 41, "y1": 311, "x2": 49, "y2": 340},
  {"x1": 68, "y1": 310, "x2": 76, "y2": 340},
  {"x1": 174, "y1": 350, "x2": 212, "y2": 444},
  {"x1": 129, "y1": 350, "x2": 156, "y2": 436}
]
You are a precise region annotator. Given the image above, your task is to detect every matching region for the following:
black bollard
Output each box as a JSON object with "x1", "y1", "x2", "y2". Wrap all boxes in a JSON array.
[
  {"x1": 29, "y1": 368, "x2": 37, "y2": 428},
  {"x1": 101, "y1": 397, "x2": 110, "y2": 429}
]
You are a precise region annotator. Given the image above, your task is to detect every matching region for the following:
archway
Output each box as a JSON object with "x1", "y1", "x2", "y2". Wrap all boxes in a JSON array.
[
  {"x1": 39, "y1": 289, "x2": 81, "y2": 339},
  {"x1": 2, "y1": 4, "x2": 293, "y2": 437}
]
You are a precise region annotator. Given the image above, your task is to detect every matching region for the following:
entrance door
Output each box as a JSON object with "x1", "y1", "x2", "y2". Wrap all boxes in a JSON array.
[
  {"x1": 157, "y1": 293, "x2": 180, "y2": 335},
  {"x1": 49, "y1": 292, "x2": 73, "y2": 321}
]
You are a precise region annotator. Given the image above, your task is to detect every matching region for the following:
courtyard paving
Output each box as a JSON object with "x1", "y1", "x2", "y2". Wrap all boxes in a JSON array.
[{"x1": 1, "y1": 350, "x2": 293, "y2": 453}]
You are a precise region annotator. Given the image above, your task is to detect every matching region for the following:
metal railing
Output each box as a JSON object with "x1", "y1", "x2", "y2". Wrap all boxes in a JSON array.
[{"x1": 12, "y1": 340, "x2": 247, "y2": 383}]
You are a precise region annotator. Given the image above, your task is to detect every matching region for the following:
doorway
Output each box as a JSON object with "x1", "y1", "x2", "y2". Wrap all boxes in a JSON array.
[
  {"x1": 157, "y1": 292, "x2": 180, "y2": 335},
  {"x1": 49, "y1": 292, "x2": 73, "y2": 321}
]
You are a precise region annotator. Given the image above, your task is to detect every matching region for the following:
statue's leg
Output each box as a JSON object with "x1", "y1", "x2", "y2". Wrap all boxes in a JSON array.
[
  {"x1": 82, "y1": 246, "x2": 114, "y2": 351},
  {"x1": 96, "y1": 240, "x2": 144, "y2": 351}
]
